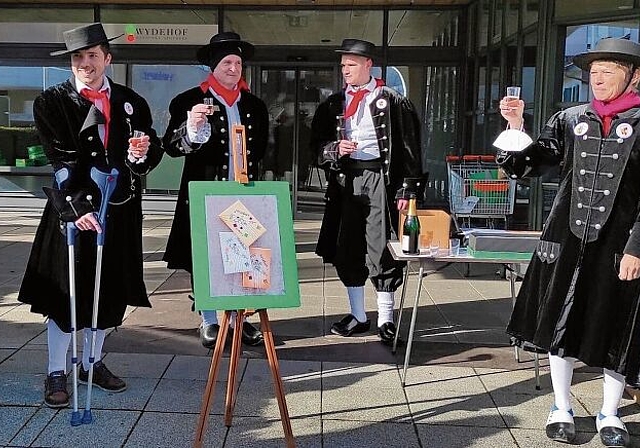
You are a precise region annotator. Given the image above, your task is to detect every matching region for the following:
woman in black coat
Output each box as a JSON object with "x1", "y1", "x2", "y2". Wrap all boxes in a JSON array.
[{"x1": 498, "y1": 38, "x2": 640, "y2": 447}]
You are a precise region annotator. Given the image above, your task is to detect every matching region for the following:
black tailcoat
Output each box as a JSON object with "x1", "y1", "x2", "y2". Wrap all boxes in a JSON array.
[
  {"x1": 18, "y1": 78, "x2": 163, "y2": 332},
  {"x1": 499, "y1": 104, "x2": 640, "y2": 383},
  {"x1": 162, "y1": 87, "x2": 269, "y2": 272},
  {"x1": 311, "y1": 86, "x2": 423, "y2": 263}
]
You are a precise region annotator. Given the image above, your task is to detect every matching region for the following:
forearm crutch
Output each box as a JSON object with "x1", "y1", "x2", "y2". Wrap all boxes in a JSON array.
[
  {"x1": 65, "y1": 219, "x2": 82, "y2": 426},
  {"x1": 81, "y1": 167, "x2": 118, "y2": 424}
]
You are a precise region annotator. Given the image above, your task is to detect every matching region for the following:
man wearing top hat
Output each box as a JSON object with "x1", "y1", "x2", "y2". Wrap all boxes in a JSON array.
[
  {"x1": 163, "y1": 32, "x2": 269, "y2": 349},
  {"x1": 311, "y1": 38, "x2": 422, "y2": 345},
  {"x1": 18, "y1": 23, "x2": 163, "y2": 408},
  {"x1": 497, "y1": 37, "x2": 640, "y2": 447}
]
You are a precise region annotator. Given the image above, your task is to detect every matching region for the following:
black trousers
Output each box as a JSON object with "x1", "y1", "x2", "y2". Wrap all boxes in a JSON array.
[{"x1": 333, "y1": 168, "x2": 404, "y2": 292}]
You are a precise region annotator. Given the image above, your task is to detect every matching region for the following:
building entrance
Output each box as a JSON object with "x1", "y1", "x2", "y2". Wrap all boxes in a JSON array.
[{"x1": 258, "y1": 67, "x2": 334, "y2": 215}]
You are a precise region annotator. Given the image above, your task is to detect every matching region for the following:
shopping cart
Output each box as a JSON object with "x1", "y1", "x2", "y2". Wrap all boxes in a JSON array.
[{"x1": 446, "y1": 155, "x2": 516, "y2": 229}]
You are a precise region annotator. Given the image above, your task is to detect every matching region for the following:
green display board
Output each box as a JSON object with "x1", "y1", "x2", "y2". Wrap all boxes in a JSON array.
[{"x1": 189, "y1": 181, "x2": 300, "y2": 310}]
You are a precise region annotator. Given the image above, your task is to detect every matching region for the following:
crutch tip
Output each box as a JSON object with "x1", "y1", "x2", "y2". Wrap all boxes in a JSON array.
[
  {"x1": 70, "y1": 412, "x2": 82, "y2": 426},
  {"x1": 81, "y1": 410, "x2": 93, "y2": 424}
]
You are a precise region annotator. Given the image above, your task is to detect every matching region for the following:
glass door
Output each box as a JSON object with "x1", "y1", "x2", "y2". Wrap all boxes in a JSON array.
[{"x1": 259, "y1": 67, "x2": 334, "y2": 215}]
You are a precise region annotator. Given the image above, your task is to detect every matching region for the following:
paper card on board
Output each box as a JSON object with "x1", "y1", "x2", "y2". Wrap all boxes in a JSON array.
[
  {"x1": 242, "y1": 247, "x2": 272, "y2": 289},
  {"x1": 219, "y1": 231, "x2": 251, "y2": 274},
  {"x1": 492, "y1": 129, "x2": 533, "y2": 152},
  {"x1": 219, "y1": 200, "x2": 267, "y2": 247}
]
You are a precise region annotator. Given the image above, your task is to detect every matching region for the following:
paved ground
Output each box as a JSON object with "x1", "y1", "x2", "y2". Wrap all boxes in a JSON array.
[{"x1": 1, "y1": 210, "x2": 640, "y2": 447}]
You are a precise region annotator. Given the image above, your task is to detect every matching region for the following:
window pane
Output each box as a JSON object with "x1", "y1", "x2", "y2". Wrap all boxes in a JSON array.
[
  {"x1": 555, "y1": 0, "x2": 634, "y2": 20},
  {"x1": 523, "y1": 0, "x2": 538, "y2": 28},
  {"x1": 505, "y1": 0, "x2": 519, "y2": 38},
  {"x1": 225, "y1": 10, "x2": 383, "y2": 46},
  {"x1": 0, "y1": 7, "x2": 93, "y2": 23},
  {"x1": 100, "y1": 7, "x2": 217, "y2": 24},
  {"x1": 477, "y1": 0, "x2": 490, "y2": 49},
  {"x1": 388, "y1": 10, "x2": 459, "y2": 46}
]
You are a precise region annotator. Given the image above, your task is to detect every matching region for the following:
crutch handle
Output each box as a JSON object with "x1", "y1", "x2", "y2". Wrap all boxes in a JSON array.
[{"x1": 89, "y1": 167, "x2": 119, "y2": 246}]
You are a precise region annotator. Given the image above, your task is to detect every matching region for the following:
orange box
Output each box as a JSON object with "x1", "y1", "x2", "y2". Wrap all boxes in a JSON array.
[{"x1": 398, "y1": 209, "x2": 451, "y2": 249}]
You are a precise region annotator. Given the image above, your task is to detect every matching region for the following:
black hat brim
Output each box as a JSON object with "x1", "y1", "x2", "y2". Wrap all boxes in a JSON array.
[
  {"x1": 573, "y1": 51, "x2": 640, "y2": 70},
  {"x1": 335, "y1": 49, "x2": 375, "y2": 59},
  {"x1": 196, "y1": 40, "x2": 255, "y2": 66},
  {"x1": 50, "y1": 34, "x2": 122, "y2": 57}
]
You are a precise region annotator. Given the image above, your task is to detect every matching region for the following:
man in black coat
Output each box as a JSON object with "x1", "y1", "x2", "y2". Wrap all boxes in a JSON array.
[
  {"x1": 163, "y1": 32, "x2": 269, "y2": 349},
  {"x1": 498, "y1": 38, "x2": 640, "y2": 447},
  {"x1": 311, "y1": 39, "x2": 422, "y2": 345},
  {"x1": 18, "y1": 23, "x2": 163, "y2": 408}
]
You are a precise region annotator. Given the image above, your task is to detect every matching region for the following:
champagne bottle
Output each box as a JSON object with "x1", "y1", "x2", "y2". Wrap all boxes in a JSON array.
[{"x1": 402, "y1": 194, "x2": 420, "y2": 254}]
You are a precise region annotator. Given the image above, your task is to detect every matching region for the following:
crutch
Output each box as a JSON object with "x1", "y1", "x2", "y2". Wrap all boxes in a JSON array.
[
  {"x1": 51, "y1": 167, "x2": 83, "y2": 426},
  {"x1": 81, "y1": 167, "x2": 118, "y2": 424}
]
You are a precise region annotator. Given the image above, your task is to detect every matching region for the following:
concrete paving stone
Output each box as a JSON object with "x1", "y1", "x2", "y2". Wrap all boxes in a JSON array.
[
  {"x1": 101, "y1": 352, "x2": 174, "y2": 379},
  {"x1": 244, "y1": 359, "x2": 322, "y2": 380},
  {"x1": 322, "y1": 418, "x2": 420, "y2": 448},
  {"x1": 322, "y1": 382, "x2": 411, "y2": 422},
  {"x1": 234, "y1": 379, "x2": 321, "y2": 419},
  {"x1": 224, "y1": 417, "x2": 322, "y2": 448},
  {"x1": 407, "y1": 389, "x2": 505, "y2": 428},
  {"x1": 73, "y1": 377, "x2": 159, "y2": 411},
  {"x1": 31, "y1": 409, "x2": 140, "y2": 448},
  {"x1": 0, "y1": 406, "x2": 38, "y2": 445},
  {"x1": 321, "y1": 362, "x2": 400, "y2": 389},
  {"x1": 0, "y1": 348, "x2": 15, "y2": 364},
  {"x1": 0, "y1": 321, "x2": 43, "y2": 349},
  {"x1": 510, "y1": 428, "x2": 603, "y2": 447},
  {"x1": 124, "y1": 412, "x2": 227, "y2": 448},
  {"x1": 0, "y1": 372, "x2": 46, "y2": 406},
  {"x1": 6, "y1": 407, "x2": 57, "y2": 447},
  {"x1": 145, "y1": 378, "x2": 226, "y2": 414},
  {"x1": 416, "y1": 423, "x2": 519, "y2": 448},
  {"x1": 0, "y1": 346, "x2": 46, "y2": 374},
  {"x1": 165, "y1": 354, "x2": 245, "y2": 381},
  {"x1": 475, "y1": 366, "x2": 553, "y2": 395},
  {"x1": 398, "y1": 365, "x2": 488, "y2": 394},
  {"x1": 455, "y1": 328, "x2": 513, "y2": 345}
]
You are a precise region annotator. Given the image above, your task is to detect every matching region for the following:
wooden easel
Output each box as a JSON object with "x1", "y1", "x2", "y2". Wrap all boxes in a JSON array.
[{"x1": 193, "y1": 309, "x2": 295, "y2": 448}]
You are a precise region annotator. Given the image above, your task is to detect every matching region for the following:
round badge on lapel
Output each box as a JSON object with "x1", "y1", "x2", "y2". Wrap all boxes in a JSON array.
[
  {"x1": 376, "y1": 98, "x2": 387, "y2": 109},
  {"x1": 124, "y1": 102, "x2": 134, "y2": 115},
  {"x1": 573, "y1": 122, "x2": 588, "y2": 136},
  {"x1": 616, "y1": 123, "x2": 633, "y2": 139}
]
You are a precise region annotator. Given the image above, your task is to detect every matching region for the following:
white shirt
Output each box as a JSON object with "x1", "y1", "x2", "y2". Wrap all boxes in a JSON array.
[{"x1": 345, "y1": 76, "x2": 381, "y2": 160}]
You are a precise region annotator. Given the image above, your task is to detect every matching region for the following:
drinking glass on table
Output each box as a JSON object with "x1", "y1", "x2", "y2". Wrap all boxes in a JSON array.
[
  {"x1": 429, "y1": 239, "x2": 440, "y2": 257},
  {"x1": 419, "y1": 230, "x2": 433, "y2": 255}
]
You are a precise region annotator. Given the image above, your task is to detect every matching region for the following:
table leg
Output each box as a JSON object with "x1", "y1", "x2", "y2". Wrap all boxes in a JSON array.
[
  {"x1": 393, "y1": 261, "x2": 411, "y2": 354},
  {"x1": 508, "y1": 264, "x2": 521, "y2": 363},
  {"x1": 401, "y1": 265, "x2": 425, "y2": 387}
]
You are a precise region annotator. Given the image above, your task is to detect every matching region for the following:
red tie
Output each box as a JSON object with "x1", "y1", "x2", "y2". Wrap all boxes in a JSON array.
[
  {"x1": 344, "y1": 88, "x2": 370, "y2": 119},
  {"x1": 80, "y1": 88, "x2": 111, "y2": 147}
]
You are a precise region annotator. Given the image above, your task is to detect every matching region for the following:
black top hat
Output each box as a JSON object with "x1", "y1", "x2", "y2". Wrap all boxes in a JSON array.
[
  {"x1": 335, "y1": 39, "x2": 376, "y2": 60},
  {"x1": 50, "y1": 23, "x2": 122, "y2": 57},
  {"x1": 573, "y1": 37, "x2": 640, "y2": 71},
  {"x1": 196, "y1": 32, "x2": 255, "y2": 66}
]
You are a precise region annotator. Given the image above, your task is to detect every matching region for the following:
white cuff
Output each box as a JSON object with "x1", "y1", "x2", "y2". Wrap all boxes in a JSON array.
[{"x1": 186, "y1": 111, "x2": 212, "y2": 144}]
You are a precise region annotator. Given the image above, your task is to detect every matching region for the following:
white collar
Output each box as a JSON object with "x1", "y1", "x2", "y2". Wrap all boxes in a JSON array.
[{"x1": 76, "y1": 76, "x2": 111, "y2": 95}]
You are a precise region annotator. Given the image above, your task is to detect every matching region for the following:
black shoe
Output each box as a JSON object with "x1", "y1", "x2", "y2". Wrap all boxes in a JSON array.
[
  {"x1": 200, "y1": 323, "x2": 220, "y2": 349},
  {"x1": 330, "y1": 314, "x2": 371, "y2": 336},
  {"x1": 235, "y1": 321, "x2": 264, "y2": 346},
  {"x1": 378, "y1": 322, "x2": 397, "y2": 345},
  {"x1": 79, "y1": 361, "x2": 126, "y2": 393},
  {"x1": 596, "y1": 413, "x2": 629, "y2": 447},
  {"x1": 44, "y1": 370, "x2": 69, "y2": 408}
]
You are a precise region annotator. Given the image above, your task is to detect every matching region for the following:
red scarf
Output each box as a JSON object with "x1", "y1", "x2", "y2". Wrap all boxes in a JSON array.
[
  {"x1": 344, "y1": 78, "x2": 385, "y2": 119},
  {"x1": 592, "y1": 91, "x2": 640, "y2": 135},
  {"x1": 200, "y1": 73, "x2": 249, "y2": 107},
  {"x1": 80, "y1": 88, "x2": 110, "y2": 147}
]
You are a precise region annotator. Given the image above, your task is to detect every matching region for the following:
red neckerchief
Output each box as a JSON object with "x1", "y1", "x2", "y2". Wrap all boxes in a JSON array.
[
  {"x1": 592, "y1": 91, "x2": 640, "y2": 135},
  {"x1": 80, "y1": 88, "x2": 111, "y2": 147},
  {"x1": 344, "y1": 78, "x2": 385, "y2": 119},
  {"x1": 200, "y1": 73, "x2": 249, "y2": 107}
]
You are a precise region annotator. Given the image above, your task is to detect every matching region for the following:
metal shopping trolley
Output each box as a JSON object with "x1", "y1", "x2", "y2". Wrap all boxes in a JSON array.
[{"x1": 446, "y1": 155, "x2": 516, "y2": 229}]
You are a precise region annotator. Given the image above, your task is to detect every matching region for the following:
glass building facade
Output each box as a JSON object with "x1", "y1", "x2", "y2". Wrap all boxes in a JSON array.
[{"x1": 1, "y1": 1, "x2": 640, "y2": 226}]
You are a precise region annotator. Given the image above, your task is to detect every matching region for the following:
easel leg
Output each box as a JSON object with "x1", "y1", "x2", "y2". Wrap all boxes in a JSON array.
[
  {"x1": 194, "y1": 311, "x2": 231, "y2": 448},
  {"x1": 259, "y1": 310, "x2": 296, "y2": 448},
  {"x1": 225, "y1": 310, "x2": 245, "y2": 426}
]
